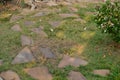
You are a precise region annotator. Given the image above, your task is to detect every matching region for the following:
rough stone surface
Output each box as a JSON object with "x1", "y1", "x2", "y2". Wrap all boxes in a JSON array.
[
  {"x1": 21, "y1": 35, "x2": 33, "y2": 46},
  {"x1": 10, "y1": 15, "x2": 23, "y2": 23},
  {"x1": 59, "y1": 13, "x2": 79, "y2": 18},
  {"x1": 39, "y1": 47, "x2": 55, "y2": 59},
  {"x1": 93, "y1": 69, "x2": 110, "y2": 77},
  {"x1": 24, "y1": 67, "x2": 52, "y2": 80},
  {"x1": 67, "y1": 71, "x2": 86, "y2": 80},
  {"x1": 11, "y1": 24, "x2": 22, "y2": 32},
  {"x1": 24, "y1": 21, "x2": 35, "y2": 27},
  {"x1": 12, "y1": 47, "x2": 35, "y2": 64},
  {"x1": 58, "y1": 55, "x2": 88, "y2": 68},
  {"x1": 0, "y1": 60, "x2": 3, "y2": 66},
  {"x1": 0, "y1": 70, "x2": 20, "y2": 80},
  {"x1": 31, "y1": 27, "x2": 48, "y2": 37},
  {"x1": 49, "y1": 21, "x2": 61, "y2": 28},
  {"x1": 33, "y1": 12, "x2": 50, "y2": 17}
]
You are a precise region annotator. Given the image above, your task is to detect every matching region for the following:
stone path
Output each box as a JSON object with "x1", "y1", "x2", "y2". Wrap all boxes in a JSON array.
[{"x1": 0, "y1": 1, "x2": 111, "y2": 80}]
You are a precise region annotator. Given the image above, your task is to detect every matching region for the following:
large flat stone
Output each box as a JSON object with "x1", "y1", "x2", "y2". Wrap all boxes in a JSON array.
[
  {"x1": 59, "y1": 13, "x2": 79, "y2": 18},
  {"x1": 31, "y1": 27, "x2": 48, "y2": 37},
  {"x1": 49, "y1": 21, "x2": 61, "y2": 28},
  {"x1": 0, "y1": 70, "x2": 20, "y2": 80},
  {"x1": 10, "y1": 15, "x2": 23, "y2": 23},
  {"x1": 58, "y1": 55, "x2": 88, "y2": 68},
  {"x1": 24, "y1": 67, "x2": 52, "y2": 80},
  {"x1": 39, "y1": 47, "x2": 55, "y2": 59},
  {"x1": 11, "y1": 24, "x2": 22, "y2": 32},
  {"x1": 67, "y1": 71, "x2": 86, "y2": 80},
  {"x1": 21, "y1": 35, "x2": 33, "y2": 46},
  {"x1": 24, "y1": 21, "x2": 35, "y2": 27},
  {"x1": 12, "y1": 47, "x2": 35, "y2": 64},
  {"x1": 93, "y1": 69, "x2": 110, "y2": 77}
]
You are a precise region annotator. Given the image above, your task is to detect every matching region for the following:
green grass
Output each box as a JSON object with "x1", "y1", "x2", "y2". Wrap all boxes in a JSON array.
[{"x1": 0, "y1": 2, "x2": 120, "y2": 80}]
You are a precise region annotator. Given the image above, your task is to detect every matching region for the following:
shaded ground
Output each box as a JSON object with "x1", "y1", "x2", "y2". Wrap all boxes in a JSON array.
[{"x1": 0, "y1": 1, "x2": 120, "y2": 80}]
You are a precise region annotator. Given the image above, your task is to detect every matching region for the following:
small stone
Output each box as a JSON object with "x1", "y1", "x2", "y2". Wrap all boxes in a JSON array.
[
  {"x1": 0, "y1": 60, "x2": 3, "y2": 66},
  {"x1": 39, "y1": 47, "x2": 55, "y2": 59},
  {"x1": 11, "y1": 24, "x2": 22, "y2": 32},
  {"x1": 12, "y1": 47, "x2": 35, "y2": 64},
  {"x1": 31, "y1": 27, "x2": 48, "y2": 37},
  {"x1": 67, "y1": 71, "x2": 86, "y2": 80},
  {"x1": 0, "y1": 70, "x2": 20, "y2": 80},
  {"x1": 24, "y1": 21, "x2": 35, "y2": 27},
  {"x1": 59, "y1": 13, "x2": 79, "y2": 18},
  {"x1": 24, "y1": 67, "x2": 52, "y2": 80},
  {"x1": 21, "y1": 35, "x2": 33, "y2": 46},
  {"x1": 58, "y1": 55, "x2": 88, "y2": 68},
  {"x1": 49, "y1": 21, "x2": 61, "y2": 28},
  {"x1": 93, "y1": 69, "x2": 110, "y2": 77},
  {"x1": 10, "y1": 15, "x2": 23, "y2": 23}
]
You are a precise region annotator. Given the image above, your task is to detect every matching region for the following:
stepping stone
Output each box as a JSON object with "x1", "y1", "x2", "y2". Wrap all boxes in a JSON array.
[
  {"x1": 93, "y1": 69, "x2": 110, "y2": 77},
  {"x1": 59, "y1": 13, "x2": 79, "y2": 18},
  {"x1": 74, "y1": 18, "x2": 86, "y2": 24},
  {"x1": 24, "y1": 67, "x2": 52, "y2": 80},
  {"x1": 12, "y1": 47, "x2": 35, "y2": 64},
  {"x1": 21, "y1": 35, "x2": 33, "y2": 46},
  {"x1": 31, "y1": 27, "x2": 48, "y2": 37},
  {"x1": 67, "y1": 71, "x2": 86, "y2": 80},
  {"x1": 39, "y1": 47, "x2": 55, "y2": 59},
  {"x1": 11, "y1": 24, "x2": 22, "y2": 32},
  {"x1": 24, "y1": 21, "x2": 35, "y2": 27},
  {"x1": 58, "y1": 55, "x2": 88, "y2": 68},
  {"x1": 10, "y1": 15, "x2": 23, "y2": 23},
  {"x1": 0, "y1": 70, "x2": 20, "y2": 80},
  {"x1": 49, "y1": 21, "x2": 61, "y2": 28},
  {"x1": 33, "y1": 12, "x2": 50, "y2": 17},
  {"x1": 0, "y1": 60, "x2": 3, "y2": 66}
]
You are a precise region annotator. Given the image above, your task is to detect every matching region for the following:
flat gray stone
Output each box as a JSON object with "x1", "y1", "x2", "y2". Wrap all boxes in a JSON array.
[
  {"x1": 49, "y1": 21, "x2": 61, "y2": 28},
  {"x1": 93, "y1": 69, "x2": 110, "y2": 77},
  {"x1": 33, "y1": 12, "x2": 50, "y2": 17},
  {"x1": 11, "y1": 24, "x2": 22, "y2": 32},
  {"x1": 10, "y1": 15, "x2": 23, "y2": 23},
  {"x1": 58, "y1": 55, "x2": 88, "y2": 68},
  {"x1": 0, "y1": 70, "x2": 20, "y2": 80},
  {"x1": 0, "y1": 60, "x2": 3, "y2": 66},
  {"x1": 59, "y1": 13, "x2": 79, "y2": 18},
  {"x1": 24, "y1": 21, "x2": 35, "y2": 27},
  {"x1": 24, "y1": 67, "x2": 52, "y2": 80},
  {"x1": 40, "y1": 47, "x2": 55, "y2": 59},
  {"x1": 31, "y1": 27, "x2": 48, "y2": 37},
  {"x1": 12, "y1": 47, "x2": 35, "y2": 64},
  {"x1": 67, "y1": 71, "x2": 86, "y2": 80},
  {"x1": 21, "y1": 35, "x2": 33, "y2": 46}
]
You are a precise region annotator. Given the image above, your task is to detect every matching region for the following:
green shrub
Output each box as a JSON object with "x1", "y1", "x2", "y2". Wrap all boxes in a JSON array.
[{"x1": 94, "y1": 1, "x2": 120, "y2": 42}]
